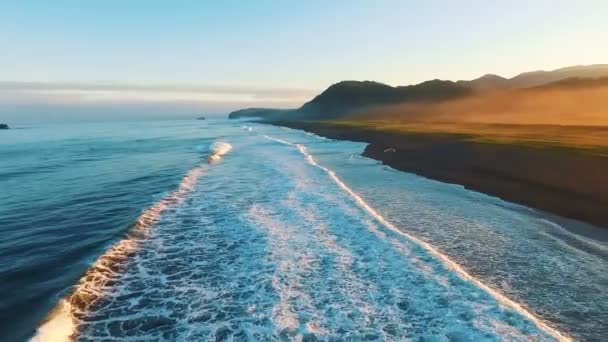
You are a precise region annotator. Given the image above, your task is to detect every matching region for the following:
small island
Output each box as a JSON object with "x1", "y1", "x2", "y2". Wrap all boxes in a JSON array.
[
  {"x1": 196, "y1": 116, "x2": 206, "y2": 120},
  {"x1": 0, "y1": 123, "x2": 9, "y2": 129}
]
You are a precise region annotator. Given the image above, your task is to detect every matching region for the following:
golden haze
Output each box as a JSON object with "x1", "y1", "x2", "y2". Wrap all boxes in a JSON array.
[{"x1": 345, "y1": 85, "x2": 608, "y2": 152}]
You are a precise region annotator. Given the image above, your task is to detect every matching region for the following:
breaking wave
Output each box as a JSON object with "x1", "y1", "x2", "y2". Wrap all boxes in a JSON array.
[
  {"x1": 33, "y1": 141, "x2": 231, "y2": 342},
  {"x1": 28, "y1": 129, "x2": 589, "y2": 340},
  {"x1": 262, "y1": 134, "x2": 572, "y2": 342},
  {"x1": 208, "y1": 142, "x2": 232, "y2": 161}
]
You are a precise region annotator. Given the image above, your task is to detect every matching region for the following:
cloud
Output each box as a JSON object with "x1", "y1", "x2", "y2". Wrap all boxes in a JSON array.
[{"x1": 0, "y1": 81, "x2": 318, "y2": 109}]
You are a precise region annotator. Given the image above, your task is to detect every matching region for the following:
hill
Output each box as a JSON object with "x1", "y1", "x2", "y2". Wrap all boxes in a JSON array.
[
  {"x1": 353, "y1": 76, "x2": 608, "y2": 128},
  {"x1": 228, "y1": 79, "x2": 471, "y2": 120},
  {"x1": 508, "y1": 64, "x2": 608, "y2": 88},
  {"x1": 458, "y1": 74, "x2": 509, "y2": 90},
  {"x1": 459, "y1": 64, "x2": 608, "y2": 90},
  {"x1": 227, "y1": 64, "x2": 608, "y2": 226},
  {"x1": 529, "y1": 76, "x2": 608, "y2": 90},
  {"x1": 228, "y1": 64, "x2": 608, "y2": 121}
]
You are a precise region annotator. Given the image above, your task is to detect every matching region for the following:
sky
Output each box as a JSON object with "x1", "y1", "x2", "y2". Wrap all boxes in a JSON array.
[{"x1": 1, "y1": 0, "x2": 607, "y2": 122}]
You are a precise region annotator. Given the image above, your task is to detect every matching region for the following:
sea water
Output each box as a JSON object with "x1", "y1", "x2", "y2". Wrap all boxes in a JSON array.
[{"x1": 0, "y1": 119, "x2": 606, "y2": 341}]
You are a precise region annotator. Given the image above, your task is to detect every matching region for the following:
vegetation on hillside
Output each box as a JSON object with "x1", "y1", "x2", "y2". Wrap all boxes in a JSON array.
[{"x1": 227, "y1": 65, "x2": 608, "y2": 153}]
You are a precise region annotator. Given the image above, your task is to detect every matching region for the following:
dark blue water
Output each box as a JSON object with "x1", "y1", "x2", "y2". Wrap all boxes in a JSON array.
[
  {"x1": 0, "y1": 120, "x2": 218, "y2": 341},
  {"x1": 1, "y1": 120, "x2": 606, "y2": 341}
]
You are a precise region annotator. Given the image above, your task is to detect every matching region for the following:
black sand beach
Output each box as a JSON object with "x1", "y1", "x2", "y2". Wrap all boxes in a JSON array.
[{"x1": 271, "y1": 121, "x2": 608, "y2": 228}]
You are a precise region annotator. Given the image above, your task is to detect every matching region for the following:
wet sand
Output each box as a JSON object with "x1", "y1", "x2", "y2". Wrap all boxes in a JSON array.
[{"x1": 269, "y1": 121, "x2": 608, "y2": 228}]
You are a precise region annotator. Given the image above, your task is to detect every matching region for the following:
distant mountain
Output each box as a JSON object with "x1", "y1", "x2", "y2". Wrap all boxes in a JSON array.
[
  {"x1": 296, "y1": 79, "x2": 471, "y2": 120},
  {"x1": 228, "y1": 79, "x2": 471, "y2": 120},
  {"x1": 227, "y1": 64, "x2": 608, "y2": 121},
  {"x1": 359, "y1": 75, "x2": 608, "y2": 127},
  {"x1": 460, "y1": 64, "x2": 608, "y2": 90},
  {"x1": 459, "y1": 74, "x2": 509, "y2": 90},
  {"x1": 531, "y1": 76, "x2": 608, "y2": 90},
  {"x1": 509, "y1": 64, "x2": 608, "y2": 88}
]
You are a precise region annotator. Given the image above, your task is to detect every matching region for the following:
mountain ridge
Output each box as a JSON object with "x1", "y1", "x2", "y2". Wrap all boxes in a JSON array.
[{"x1": 228, "y1": 64, "x2": 608, "y2": 120}]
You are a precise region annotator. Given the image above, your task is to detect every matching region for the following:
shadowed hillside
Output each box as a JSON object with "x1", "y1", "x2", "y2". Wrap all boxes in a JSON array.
[
  {"x1": 228, "y1": 79, "x2": 471, "y2": 120},
  {"x1": 508, "y1": 64, "x2": 608, "y2": 88},
  {"x1": 241, "y1": 68, "x2": 608, "y2": 226},
  {"x1": 294, "y1": 79, "x2": 471, "y2": 120},
  {"x1": 228, "y1": 64, "x2": 608, "y2": 122},
  {"x1": 356, "y1": 77, "x2": 608, "y2": 128},
  {"x1": 460, "y1": 64, "x2": 608, "y2": 90}
]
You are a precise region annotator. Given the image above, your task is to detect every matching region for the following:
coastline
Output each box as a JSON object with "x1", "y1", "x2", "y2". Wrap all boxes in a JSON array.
[{"x1": 267, "y1": 120, "x2": 608, "y2": 229}]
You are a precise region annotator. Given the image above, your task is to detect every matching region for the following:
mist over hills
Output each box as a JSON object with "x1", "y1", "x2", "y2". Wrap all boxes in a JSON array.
[
  {"x1": 458, "y1": 74, "x2": 509, "y2": 90},
  {"x1": 228, "y1": 80, "x2": 471, "y2": 120},
  {"x1": 507, "y1": 64, "x2": 608, "y2": 88},
  {"x1": 462, "y1": 64, "x2": 608, "y2": 89},
  {"x1": 229, "y1": 64, "x2": 608, "y2": 228},
  {"x1": 228, "y1": 64, "x2": 608, "y2": 122},
  {"x1": 295, "y1": 79, "x2": 472, "y2": 120}
]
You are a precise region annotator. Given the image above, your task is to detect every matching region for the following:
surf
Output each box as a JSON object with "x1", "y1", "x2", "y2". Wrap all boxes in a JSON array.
[
  {"x1": 208, "y1": 141, "x2": 233, "y2": 162},
  {"x1": 262, "y1": 134, "x2": 572, "y2": 342},
  {"x1": 32, "y1": 141, "x2": 231, "y2": 341}
]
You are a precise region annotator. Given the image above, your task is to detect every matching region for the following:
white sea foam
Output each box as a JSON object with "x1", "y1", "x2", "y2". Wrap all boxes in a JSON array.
[
  {"x1": 538, "y1": 218, "x2": 608, "y2": 254},
  {"x1": 209, "y1": 141, "x2": 232, "y2": 161},
  {"x1": 263, "y1": 134, "x2": 572, "y2": 342},
  {"x1": 247, "y1": 204, "x2": 325, "y2": 335},
  {"x1": 33, "y1": 141, "x2": 231, "y2": 341},
  {"x1": 32, "y1": 301, "x2": 73, "y2": 342}
]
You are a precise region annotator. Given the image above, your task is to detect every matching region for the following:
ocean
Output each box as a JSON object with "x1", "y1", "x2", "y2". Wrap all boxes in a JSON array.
[{"x1": 0, "y1": 119, "x2": 606, "y2": 341}]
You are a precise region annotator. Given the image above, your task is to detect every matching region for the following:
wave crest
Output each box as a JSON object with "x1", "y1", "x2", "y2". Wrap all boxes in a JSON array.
[
  {"x1": 209, "y1": 142, "x2": 232, "y2": 161},
  {"x1": 33, "y1": 153, "x2": 217, "y2": 341}
]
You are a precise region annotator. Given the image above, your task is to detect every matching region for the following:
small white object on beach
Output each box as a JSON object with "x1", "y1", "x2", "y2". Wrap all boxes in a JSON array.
[{"x1": 384, "y1": 147, "x2": 396, "y2": 153}]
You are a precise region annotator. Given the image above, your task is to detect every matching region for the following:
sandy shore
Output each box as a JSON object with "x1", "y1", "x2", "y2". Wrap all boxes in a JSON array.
[{"x1": 269, "y1": 121, "x2": 608, "y2": 228}]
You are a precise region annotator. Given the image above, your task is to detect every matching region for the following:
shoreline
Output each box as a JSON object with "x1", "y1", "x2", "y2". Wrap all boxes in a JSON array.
[{"x1": 267, "y1": 120, "x2": 608, "y2": 229}]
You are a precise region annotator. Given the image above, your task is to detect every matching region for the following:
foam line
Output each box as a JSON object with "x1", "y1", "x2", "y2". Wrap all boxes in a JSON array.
[
  {"x1": 208, "y1": 142, "x2": 232, "y2": 162},
  {"x1": 263, "y1": 134, "x2": 572, "y2": 342},
  {"x1": 33, "y1": 142, "x2": 231, "y2": 341}
]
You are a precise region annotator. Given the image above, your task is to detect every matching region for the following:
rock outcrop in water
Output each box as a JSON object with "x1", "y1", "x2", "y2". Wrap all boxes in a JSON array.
[{"x1": 0, "y1": 123, "x2": 9, "y2": 129}]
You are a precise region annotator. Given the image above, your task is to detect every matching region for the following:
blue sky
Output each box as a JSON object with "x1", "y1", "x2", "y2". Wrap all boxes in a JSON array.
[{"x1": 1, "y1": 1, "x2": 607, "y2": 121}]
